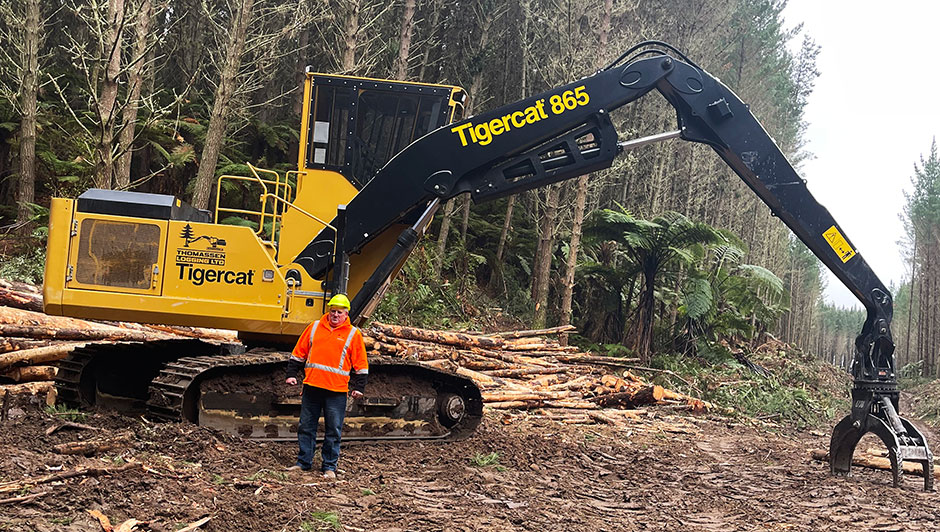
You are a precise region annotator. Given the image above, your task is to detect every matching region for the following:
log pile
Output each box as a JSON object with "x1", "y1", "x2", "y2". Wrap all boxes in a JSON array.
[
  {"x1": 0, "y1": 280, "x2": 237, "y2": 406},
  {"x1": 366, "y1": 322, "x2": 712, "y2": 425}
]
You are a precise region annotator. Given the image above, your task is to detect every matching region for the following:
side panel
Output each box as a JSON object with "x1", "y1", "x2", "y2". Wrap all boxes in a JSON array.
[
  {"x1": 53, "y1": 216, "x2": 290, "y2": 337},
  {"x1": 42, "y1": 197, "x2": 76, "y2": 315}
]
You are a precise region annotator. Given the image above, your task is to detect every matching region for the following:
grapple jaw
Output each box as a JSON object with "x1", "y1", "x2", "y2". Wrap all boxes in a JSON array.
[{"x1": 830, "y1": 391, "x2": 934, "y2": 491}]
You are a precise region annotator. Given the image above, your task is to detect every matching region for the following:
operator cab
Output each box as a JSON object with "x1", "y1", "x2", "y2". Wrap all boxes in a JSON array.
[{"x1": 303, "y1": 72, "x2": 467, "y2": 188}]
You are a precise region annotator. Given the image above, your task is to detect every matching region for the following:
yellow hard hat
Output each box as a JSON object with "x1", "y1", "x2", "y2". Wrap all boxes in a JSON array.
[{"x1": 327, "y1": 294, "x2": 351, "y2": 310}]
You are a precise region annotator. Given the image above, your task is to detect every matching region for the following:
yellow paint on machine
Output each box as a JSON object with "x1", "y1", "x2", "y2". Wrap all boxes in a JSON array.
[{"x1": 823, "y1": 225, "x2": 856, "y2": 263}]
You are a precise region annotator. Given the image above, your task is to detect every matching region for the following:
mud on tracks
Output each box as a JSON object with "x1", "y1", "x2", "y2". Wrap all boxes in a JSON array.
[{"x1": 0, "y1": 400, "x2": 937, "y2": 531}]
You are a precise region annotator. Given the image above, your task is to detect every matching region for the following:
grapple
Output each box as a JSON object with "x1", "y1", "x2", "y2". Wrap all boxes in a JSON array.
[{"x1": 829, "y1": 309, "x2": 933, "y2": 490}]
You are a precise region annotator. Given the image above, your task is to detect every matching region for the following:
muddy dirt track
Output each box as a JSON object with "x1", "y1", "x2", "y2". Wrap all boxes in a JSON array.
[{"x1": 1, "y1": 399, "x2": 937, "y2": 532}]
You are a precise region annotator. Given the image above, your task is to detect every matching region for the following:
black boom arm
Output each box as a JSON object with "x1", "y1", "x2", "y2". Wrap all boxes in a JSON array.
[{"x1": 293, "y1": 42, "x2": 930, "y2": 488}]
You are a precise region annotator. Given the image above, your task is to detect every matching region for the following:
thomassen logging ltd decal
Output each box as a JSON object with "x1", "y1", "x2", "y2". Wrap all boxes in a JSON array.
[
  {"x1": 176, "y1": 224, "x2": 255, "y2": 286},
  {"x1": 450, "y1": 85, "x2": 591, "y2": 147}
]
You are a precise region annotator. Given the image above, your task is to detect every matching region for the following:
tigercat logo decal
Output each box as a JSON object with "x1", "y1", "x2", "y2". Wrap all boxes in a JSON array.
[
  {"x1": 450, "y1": 85, "x2": 591, "y2": 147},
  {"x1": 175, "y1": 224, "x2": 254, "y2": 286}
]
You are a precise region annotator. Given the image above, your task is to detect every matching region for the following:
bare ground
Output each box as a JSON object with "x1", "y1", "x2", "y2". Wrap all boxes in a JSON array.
[{"x1": 1, "y1": 396, "x2": 937, "y2": 532}]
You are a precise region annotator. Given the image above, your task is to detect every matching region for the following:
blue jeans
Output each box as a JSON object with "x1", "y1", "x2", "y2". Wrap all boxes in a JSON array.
[{"x1": 296, "y1": 385, "x2": 347, "y2": 472}]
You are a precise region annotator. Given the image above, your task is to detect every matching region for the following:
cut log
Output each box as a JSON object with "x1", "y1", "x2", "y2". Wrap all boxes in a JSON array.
[
  {"x1": 0, "y1": 278, "x2": 40, "y2": 294},
  {"x1": 481, "y1": 391, "x2": 570, "y2": 402},
  {"x1": 371, "y1": 322, "x2": 505, "y2": 349},
  {"x1": 487, "y1": 325, "x2": 576, "y2": 338},
  {"x1": 514, "y1": 355, "x2": 556, "y2": 368},
  {"x1": 544, "y1": 399, "x2": 598, "y2": 409},
  {"x1": 483, "y1": 367, "x2": 569, "y2": 378},
  {"x1": 586, "y1": 410, "x2": 620, "y2": 425},
  {"x1": 545, "y1": 375, "x2": 596, "y2": 391},
  {"x1": 45, "y1": 421, "x2": 101, "y2": 436},
  {"x1": 0, "y1": 490, "x2": 51, "y2": 506},
  {"x1": 810, "y1": 449, "x2": 940, "y2": 479},
  {"x1": 1, "y1": 365, "x2": 56, "y2": 382},
  {"x1": 0, "y1": 324, "x2": 174, "y2": 342},
  {"x1": 0, "y1": 342, "x2": 87, "y2": 372},
  {"x1": 0, "y1": 286, "x2": 43, "y2": 312},
  {"x1": 53, "y1": 431, "x2": 133, "y2": 456},
  {"x1": 0, "y1": 461, "x2": 141, "y2": 493},
  {"x1": 0, "y1": 381, "x2": 54, "y2": 398},
  {"x1": 556, "y1": 355, "x2": 641, "y2": 367},
  {"x1": 527, "y1": 374, "x2": 565, "y2": 388},
  {"x1": 468, "y1": 347, "x2": 526, "y2": 365},
  {"x1": 594, "y1": 385, "x2": 665, "y2": 407},
  {"x1": 485, "y1": 400, "x2": 542, "y2": 409},
  {"x1": 0, "y1": 338, "x2": 50, "y2": 354}
]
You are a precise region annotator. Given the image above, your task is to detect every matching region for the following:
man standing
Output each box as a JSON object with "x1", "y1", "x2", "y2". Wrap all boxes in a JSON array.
[{"x1": 285, "y1": 294, "x2": 368, "y2": 478}]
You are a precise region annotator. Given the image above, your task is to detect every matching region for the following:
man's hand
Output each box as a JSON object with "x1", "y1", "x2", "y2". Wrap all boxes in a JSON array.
[
  {"x1": 286, "y1": 377, "x2": 297, "y2": 386},
  {"x1": 350, "y1": 390, "x2": 363, "y2": 399}
]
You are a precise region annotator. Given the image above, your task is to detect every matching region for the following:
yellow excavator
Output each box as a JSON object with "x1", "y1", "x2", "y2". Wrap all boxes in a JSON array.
[{"x1": 44, "y1": 42, "x2": 932, "y2": 488}]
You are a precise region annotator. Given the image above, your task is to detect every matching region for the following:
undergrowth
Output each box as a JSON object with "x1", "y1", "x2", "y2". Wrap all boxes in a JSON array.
[
  {"x1": 903, "y1": 374, "x2": 940, "y2": 428},
  {"x1": 647, "y1": 340, "x2": 851, "y2": 428},
  {"x1": 0, "y1": 245, "x2": 45, "y2": 284},
  {"x1": 372, "y1": 241, "x2": 526, "y2": 332}
]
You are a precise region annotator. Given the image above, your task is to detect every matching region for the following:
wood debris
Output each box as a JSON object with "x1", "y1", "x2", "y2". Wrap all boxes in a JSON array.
[{"x1": 366, "y1": 321, "x2": 714, "y2": 426}]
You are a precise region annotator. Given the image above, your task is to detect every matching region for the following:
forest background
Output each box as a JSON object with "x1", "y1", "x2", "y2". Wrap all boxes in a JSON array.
[{"x1": 1, "y1": 0, "x2": 938, "y2": 378}]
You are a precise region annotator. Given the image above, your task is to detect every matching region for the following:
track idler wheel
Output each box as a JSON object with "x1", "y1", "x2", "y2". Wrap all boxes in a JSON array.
[
  {"x1": 830, "y1": 412, "x2": 934, "y2": 491},
  {"x1": 437, "y1": 393, "x2": 466, "y2": 428}
]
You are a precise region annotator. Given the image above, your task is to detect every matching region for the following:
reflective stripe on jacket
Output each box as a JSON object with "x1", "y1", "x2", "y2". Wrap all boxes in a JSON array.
[{"x1": 289, "y1": 314, "x2": 368, "y2": 392}]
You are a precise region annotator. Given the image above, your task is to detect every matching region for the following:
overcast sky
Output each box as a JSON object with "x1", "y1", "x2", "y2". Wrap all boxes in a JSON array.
[{"x1": 780, "y1": 1, "x2": 939, "y2": 308}]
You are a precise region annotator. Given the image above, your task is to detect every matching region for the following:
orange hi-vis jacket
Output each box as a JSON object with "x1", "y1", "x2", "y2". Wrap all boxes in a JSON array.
[{"x1": 289, "y1": 314, "x2": 368, "y2": 393}]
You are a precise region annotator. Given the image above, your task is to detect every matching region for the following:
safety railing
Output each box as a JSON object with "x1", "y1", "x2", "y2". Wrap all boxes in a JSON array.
[{"x1": 215, "y1": 164, "x2": 333, "y2": 253}]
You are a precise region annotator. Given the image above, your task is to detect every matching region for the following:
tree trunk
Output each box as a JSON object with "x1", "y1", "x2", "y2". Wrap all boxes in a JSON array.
[
  {"x1": 488, "y1": 195, "x2": 516, "y2": 293},
  {"x1": 341, "y1": 0, "x2": 361, "y2": 72},
  {"x1": 116, "y1": 0, "x2": 154, "y2": 189},
  {"x1": 416, "y1": 0, "x2": 441, "y2": 82},
  {"x1": 293, "y1": 27, "x2": 310, "y2": 116},
  {"x1": 459, "y1": 193, "x2": 471, "y2": 243},
  {"x1": 558, "y1": 0, "x2": 609, "y2": 345},
  {"x1": 191, "y1": 0, "x2": 254, "y2": 210},
  {"x1": 636, "y1": 264, "x2": 657, "y2": 364},
  {"x1": 494, "y1": 194, "x2": 515, "y2": 265},
  {"x1": 433, "y1": 197, "x2": 456, "y2": 277},
  {"x1": 559, "y1": 175, "x2": 588, "y2": 345},
  {"x1": 905, "y1": 232, "x2": 916, "y2": 368},
  {"x1": 532, "y1": 185, "x2": 560, "y2": 328},
  {"x1": 393, "y1": 0, "x2": 416, "y2": 79},
  {"x1": 94, "y1": 0, "x2": 126, "y2": 190},
  {"x1": 14, "y1": 0, "x2": 41, "y2": 233}
]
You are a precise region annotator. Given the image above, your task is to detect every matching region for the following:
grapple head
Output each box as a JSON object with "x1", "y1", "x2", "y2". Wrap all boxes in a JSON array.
[
  {"x1": 830, "y1": 322, "x2": 933, "y2": 490},
  {"x1": 830, "y1": 396, "x2": 934, "y2": 490}
]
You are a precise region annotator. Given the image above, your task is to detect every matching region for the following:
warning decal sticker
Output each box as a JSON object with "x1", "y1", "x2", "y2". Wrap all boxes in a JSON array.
[{"x1": 823, "y1": 225, "x2": 856, "y2": 263}]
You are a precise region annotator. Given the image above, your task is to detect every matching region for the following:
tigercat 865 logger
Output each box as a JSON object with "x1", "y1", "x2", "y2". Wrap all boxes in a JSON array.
[{"x1": 44, "y1": 41, "x2": 931, "y2": 489}]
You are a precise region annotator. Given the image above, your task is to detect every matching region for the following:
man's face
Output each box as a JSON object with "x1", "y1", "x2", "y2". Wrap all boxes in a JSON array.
[{"x1": 328, "y1": 307, "x2": 348, "y2": 326}]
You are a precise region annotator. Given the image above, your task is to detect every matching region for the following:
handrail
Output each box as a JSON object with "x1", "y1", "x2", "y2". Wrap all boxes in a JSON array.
[
  {"x1": 247, "y1": 163, "x2": 292, "y2": 243},
  {"x1": 214, "y1": 164, "x2": 326, "y2": 250},
  {"x1": 260, "y1": 192, "x2": 335, "y2": 232}
]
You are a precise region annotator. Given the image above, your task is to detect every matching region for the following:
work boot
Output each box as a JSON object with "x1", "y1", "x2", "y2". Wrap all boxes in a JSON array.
[
  {"x1": 286, "y1": 464, "x2": 309, "y2": 472},
  {"x1": 322, "y1": 470, "x2": 336, "y2": 480}
]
